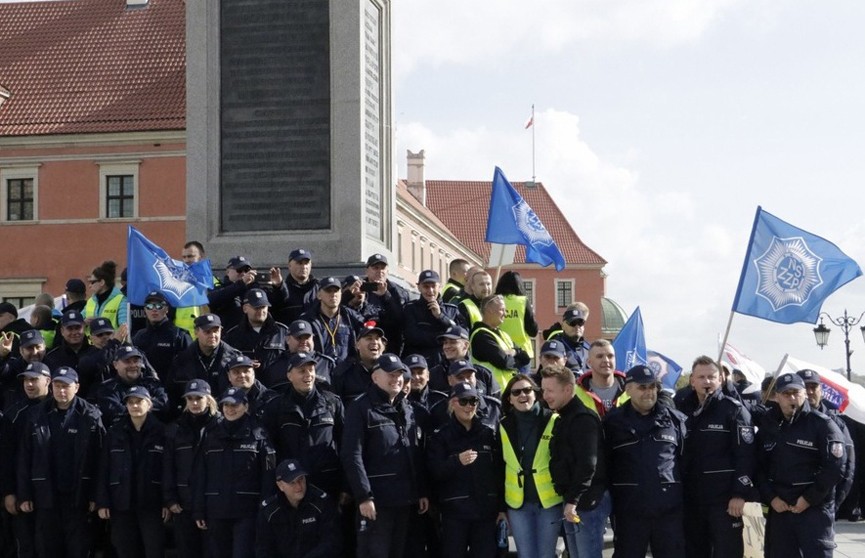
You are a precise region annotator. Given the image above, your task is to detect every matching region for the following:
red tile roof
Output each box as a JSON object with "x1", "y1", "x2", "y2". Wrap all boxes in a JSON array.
[
  {"x1": 0, "y1": 0, "x2": 185, "y2": 136},
  {"x1": 425, "y1": 180, "x2": 606, "y2": 267}
]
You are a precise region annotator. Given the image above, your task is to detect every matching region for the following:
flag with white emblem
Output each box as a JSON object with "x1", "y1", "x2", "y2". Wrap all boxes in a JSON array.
[{"x1": 127, "y1": 226, "x2": 213, "y2": 306}]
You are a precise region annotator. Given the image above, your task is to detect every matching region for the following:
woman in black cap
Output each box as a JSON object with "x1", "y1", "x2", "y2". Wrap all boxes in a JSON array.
[
  {"x1": 163, "y1": 379, "x2": 220, "y2": 557},
  {"x1": 96, "y1": 385, "x2": 168, "y2": 558},
  {"x1": 193, "y1": 386, "x2": 276, "y2": 558}
]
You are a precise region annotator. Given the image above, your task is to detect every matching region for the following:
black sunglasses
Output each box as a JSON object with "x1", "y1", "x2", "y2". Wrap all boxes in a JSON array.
[
  {"x1": 566, "y1": 319, "x2": 586, "y2": 327},
  {"x1": 510, "y1": 387, "x2": 534, "y2": 396},
  {"x1": 457, "y1": 397, "x2": 479, "y2": 407},
  {"x1": 145, "y1": 303, "x2": 167, "y2": 310}
]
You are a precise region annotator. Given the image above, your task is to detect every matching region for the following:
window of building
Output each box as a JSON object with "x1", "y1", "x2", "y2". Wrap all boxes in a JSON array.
[
  {"x1": 98, "y1": 161, "x2": 139, "y2": 219},
  {"x1": 0, "y1": 278, "x2": 45, "y2": 309},
  {"x1": 0, "y1": 166, "x2": 39, "y2": 223},
  {"x1": 397, "y1": 230, "x2": 404, "y2": 265},
  {"x1": 555, "y1": 279, "x2": 573, "y2": 309},
  {"x1": 523, "y1": 279, "x2": 535, "y2": 308}
]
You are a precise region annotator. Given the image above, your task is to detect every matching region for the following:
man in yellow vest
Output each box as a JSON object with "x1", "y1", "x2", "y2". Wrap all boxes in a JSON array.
[
  {"x1": 575, "y1": 339, "x2": 628, "y2": 417},
  {"x1": 458, "y1": 270, "x2": 492, "y2": 328},
  {"x1": 441, "y1": 259, "x2": 469, "y2": 304},
  {"x1": 469, "y1": 295, "x2": 530, "y2": 391}
]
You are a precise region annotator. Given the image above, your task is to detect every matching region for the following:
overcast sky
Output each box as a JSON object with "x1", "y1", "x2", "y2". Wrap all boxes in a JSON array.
[{"x1": 392, "y1": 0, "x2": 865, "y2": 377}]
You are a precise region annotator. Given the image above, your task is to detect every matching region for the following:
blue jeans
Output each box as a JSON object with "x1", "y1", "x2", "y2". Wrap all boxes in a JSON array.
[
  {"x1": 508, "y1": 502, "x2": 562, "y2": 558},
  {"x1": 563, "y1": 491, "x2": 612, "y2": 558}
]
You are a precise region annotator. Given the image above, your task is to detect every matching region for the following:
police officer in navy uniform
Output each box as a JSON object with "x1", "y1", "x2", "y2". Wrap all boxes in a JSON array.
[
  {"x1": 208, "y1": 256, "x2": 258, "y2": 332},
  {"x1": 224, "y1": 288, "x2": 289, "y2": 372},
  {"x1": 94, "y1": 345, "x2": 169, "y2": 425},
  {"x1": 256, "y1": 459, "x2": 341, "y2": 558},
  {"x1": 352, "y1": 254, "x2": 410, "y2": 355},
  {"x1": 331, "y1": 324, "x2": 387, "y2": 405},
  {"x1": 131, "y1": 291, "x2": 192, "y2": 380},
  {"x1": 427, "y1": 325, "x2": 500, "y2": 398},
  {"x1": 0, "y1": 329, "x2": 47, "y2": 411},
  {"x1": 604, "y1": 365, "x2": 688, "y2": 558},
  {"x1": 401, "y1": 270, "x2": 461, "y2": 369},
  {"x1": 260, "y1": 320, "x2": 336, "y2": 392},
  {"x1": 341, "y1": 353, "x2": 429, "y2": 558},
  {"x1": 225, "y1": 354, "x2": 278, "y2": 421},
  {"x1": 405, "y1": 354, "x2": 447, "y2": 411},
  {"x1": 42, "y1": 310, "x2": 98, "y2": 375},
  {"x1": 193, "y1": 386, "x2": 276, "y2": 558},
  {"x1": 1, "y1": 362, "x2": 51, "y2": 557},
  {"x1": 261, "y1": 352, "x2": 345, "y2": 498},
  {"x1": 542, "y1": 304, "x2": 591, "y2": 373},
  {"x1": 269, "y1": 248, "x2": 320, "y2": 326},
  {"x1": 17, "y1": 366, "x2": 105, "y2": 558},
  {"x1": 676, "y1": 356, "x2": 756, "y2": 558},
  {"x1": 427, "y1": 360, "x2": 501, "y2": 430},
  {"x1": 426, "y1": 382, "x2": 502, "y2": 557},
  {"x1": 757, "y1": 372, "x2": 845, "y2": 558},
  {"x1": 96, "y1": 385, "x2": 168, "y2": 558},
  {"x1": 798, "y1": 368, "x2": 856, "y2": 511}
]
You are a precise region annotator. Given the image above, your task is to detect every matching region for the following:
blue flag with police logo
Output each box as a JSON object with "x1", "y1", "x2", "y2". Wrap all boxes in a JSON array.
[
  {"x1": 485, "y1": 167, "x2": 566, "y2": 271},
  {"x1": 612, "y1": 307, "x2": 647, "y2": 372},
  {"x1": 647, "y1": 350, "x2": 682, "y2": 390},
  {"x1": 127, "y1": 226, "x2": 213, "y2": 306},
  {"x1": 732, "y1": 207, "x2": 862, "y2": 325}
]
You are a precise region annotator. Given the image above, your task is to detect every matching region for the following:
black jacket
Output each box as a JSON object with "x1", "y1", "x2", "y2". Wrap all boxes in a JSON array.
[
  {"x1": 255, "y1": 484, "x2": 341, "y2": 558},
  {"x1": 207, "y1": 277, "x2": 253, "y2": 332},
  {"x1": 167, "y1": 341, "x2": 241, "y2": 410},
  {"x1": 17, "y1": 396, "x2": 105, "y2": 508},
  {"x1": 331, "y1": 358, "x2": 375, "y2": 405},
  {"x1": 163, "y1": 410, "x2": 219, "y2": 510},
  {"x1": 814, "y1": 399, "x2": 856, "y2": 507},
  {"x1": 299, "y1": 303, "x2": 365, "y2": 366},
  {"x1": 271, "y1": 275, "x2": 319, "y2": 326},
  {"x1": 193, "y1": 413, "x2": 276, "y2": 520},
  {"x1": 94, "y1": 376, "x2": 169, "y2": 426},
  {"x1": 132, "y1": 318, "x2": 192, "y2": 379},
  {"x1": 549, "y1": 397, "x2": 607, "y2": 510},
  {"x1": 426, "y1": 415, "x2": 502, "y2": 518},
  {"x1": 261, "y1": 386, "x2": 344, "y2": 496},
  {"x1": 341, "y1": 385, "x2": 426, "y2": 507},
  {"x1": 223, "y1": 315, "x2": 289, "y2": 373},
  {"x1": 260, "y1": 350, "x2": 336, "y2": 393},
  {"x1": 96, "y1": 413, "x2": 166, "y2": 511},
  {"x1": 677, "y1": 389, "x2": 757, "y2": 506},
  {"x1": 352, "y1": 280, "x2": 409, "y2": 354},
  {"x1": 400, "y1": 297, "x2": 460, "y2": 368}
]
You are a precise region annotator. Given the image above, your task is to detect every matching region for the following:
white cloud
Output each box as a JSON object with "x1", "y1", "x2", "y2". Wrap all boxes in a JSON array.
[{"x1": 393, "y1": 0, "x2": 744, "y2": 78}]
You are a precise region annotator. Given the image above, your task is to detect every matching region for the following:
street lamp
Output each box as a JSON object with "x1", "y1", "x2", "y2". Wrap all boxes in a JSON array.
[{"x1": 812, "y1": 310, "x2": 865, "y2": 381}]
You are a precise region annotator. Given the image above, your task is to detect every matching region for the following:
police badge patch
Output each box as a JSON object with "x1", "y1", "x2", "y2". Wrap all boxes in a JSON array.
[
  {"x1": 512, "y1": 200, "x2": 554, "y2": 246},
  {"x1": 738, "y1": 475, "x2": 753, "y2": 487},
  {"x1": 753, "y1": 236, "x2": 823, "y2": 311},
  {"x1": 830, "y1": 442, "x2": 844, "y2": 459},
  {"x1": 740, "y1": 426, "x2": 754, "y2": 444}
]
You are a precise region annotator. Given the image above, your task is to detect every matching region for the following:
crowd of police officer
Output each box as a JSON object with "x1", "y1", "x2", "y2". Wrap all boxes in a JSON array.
[{"x1": 0, "y1": 245, "x2": 860, "y2": 558}]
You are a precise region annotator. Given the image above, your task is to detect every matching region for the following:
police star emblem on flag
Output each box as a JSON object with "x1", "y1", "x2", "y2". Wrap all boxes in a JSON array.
[
  {"x1": 753, "y1": 236, "x2": 823, "y2": 311},
  {"x1": 512, "y1": 199, "x2": 554, "y2": 246}
]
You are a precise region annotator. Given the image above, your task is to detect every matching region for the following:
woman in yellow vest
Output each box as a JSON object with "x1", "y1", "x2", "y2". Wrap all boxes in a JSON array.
[
  {"x1": 499, "y1": 375, "x2": 562, "y2": 558},
  {"x1": 470, "y1": 295, "x2": 531, "y2": 390},
  {"x1": 84, "y1": 260, "x2": 128, "y2": 328},
  {"x1": 495, "y1": 271, "x2": 538, "y2": 373}
]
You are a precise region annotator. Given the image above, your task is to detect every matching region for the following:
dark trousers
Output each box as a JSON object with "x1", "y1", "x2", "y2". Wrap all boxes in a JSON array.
[
  {"x1": 766, "y1": 505, "x2": 835, "y2": 558},
  {"x1": 613, "y1": 508, "x2": 685, "y2": 558},
  {"x1": 12, "y1": 512, "x2": 37, "y2": 558},
  {"x1": 34, "y1": 506, "x2": 92, "y2": 558},
  {"x1": 404, "y1": 507, "x2": 440, "y2": 558},
  {"x1": 683, "y1": 503, "x2": 744, "y2": 558},
  {"x1": 357, "y1": 505, "x2": 411, "y2": 558},
  {"x1": 206, "y1": 516, "x2": 256, "y2": 558},
  {"x1": 439, "y1": 513, "x2": 497, "y2": 558},
  {"x1": 172, "y1": 511, "x2": 204, "y2": 558},
  {"x1": 109, "y1": 509, "x2": 165, "y2": 558}
]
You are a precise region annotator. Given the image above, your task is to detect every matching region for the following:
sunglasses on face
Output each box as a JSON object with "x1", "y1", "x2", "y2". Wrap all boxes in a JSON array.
[
  {"x1": 457, "y1": 397, "x2": 479, "y2": 407},
  {"x1": 567, "y1": 319, "x2": 586, "y2": 327},
  {"x1": 145, "y1": 303, "x2": 167, "y2": 310},
  {"x1": 510, "y1": 387, "x2": 534, "y2": 397}
]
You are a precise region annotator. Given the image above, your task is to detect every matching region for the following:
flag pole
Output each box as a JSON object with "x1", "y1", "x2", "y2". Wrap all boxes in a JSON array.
[
  {"x1": 531, "y1": 104, "x2": 536, "y2": 184},
  {"x1": 762, "y1": 353, "x2": 789, "y2": 403},
  {"x1": 717, "y1": 310, "x2": 735, "y2": 366}
]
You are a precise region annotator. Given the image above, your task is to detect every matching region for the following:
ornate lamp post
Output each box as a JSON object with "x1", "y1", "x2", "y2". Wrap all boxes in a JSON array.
[{"x1": 812, "y1": 310, "x2": 865, "y2": 381}]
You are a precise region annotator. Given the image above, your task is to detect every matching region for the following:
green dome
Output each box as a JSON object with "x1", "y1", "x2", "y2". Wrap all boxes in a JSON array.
[{"x1": 601, "y1": 297, "x2": 627, "y2": 337}]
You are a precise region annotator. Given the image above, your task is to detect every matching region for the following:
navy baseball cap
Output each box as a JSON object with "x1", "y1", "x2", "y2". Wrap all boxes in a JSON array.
[
  {"x1": 775, "y1": 373, "x2": 806, "y2": 392},
  {"x1": 184, "y1": 380, "x2": 212, "y2": 398},
  {"x1": 275, "y1": 459, "x2": 308, "y2": 483},
  {"x1": 374, "y1": 353, "x2": 407, "y2": 374},
  {"x1": 289, "y1": 320, "x2": 313, "y2": 337},
  {"x1": 145, "y1": 291, "x2": 168, "y2": 304},
  {"x1": 448, "y1": 359, "x2": 476, "y2": 376},
  {"x1": 289, "y1": 249, "x2": 312, "y2": 262},
  {"x1": 243, "y1": 288, "x2": 270, "y2": 307},
  {"x1": 194, "y1": 314, "x2": 222, "y2": 329},
  {"x1": 228, "y1": 355, "x2": 255, "y2": 370},
  {"x1": 52, "y1": 366, "x2": 79, "y2": 384},
  {"x1": 219, "y1": 387, "x2": 248, "y2": 406},
  {"x1": 797, "y1": 369, "x2": 821, "y2": 385},
  {"x1": 90, "y1": 317, "x2": 115, "y2": 335},
  {"x1": 124, "y1": 385, "x2": 152, "y2": 402},
  {"x1": 342, "y1": 275, "x2": 362, "y2": 287},
  {"x1": 319, "y1": 276, "x2": 341, "y2": 290},
  {"x1": 62, "y1": 310, "x2": 85, "y2": 326},
  {"x1": 0, "y1": 302, "x2": 17, "y2": 318},
  {"x1": 114, "y1": 345, "x2": 142, "y2": 361},
  {"x1": 450, "y1": 382, "x2": 479, "y2": 399},
  {"x1": 227, "y1": 256, "x2": 252, "y2": 270},
  {"x1": 366, "y1": 253, "x2": 388, "y2": 267},
  {"x1": 540, "y1": 340, "x2": 566, "y2": 358},
  {"x1": 625, "y1": 365, "x2": 657, "y2": 385},
  {"x1": 563, "y1": 308, "x2": 587, "y2": 326},
  {"x1": 437, "y1": 325, "x2": 469, "y2": 341},
  {"x1": 65, "y1": 279, "x2": 86, "y2": 294},
  {"x1": 417, "y1": 270, "x2": 440, "y2": 284},
  {"x1": 20, "y1": 329, "x2": 45, "y2": 348},
  {"x1": 288, "y1": 352, "x2": 317, "y2": 369},
  {"x1": 405, "y1": 354, "x2": 428, "y2": 370},
  {"x1": 358, "y1": 323, "x2": 386, "y2": 340},
  {"x1": 19, "y1": 362, "x2": 50, "y2": 379}
]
